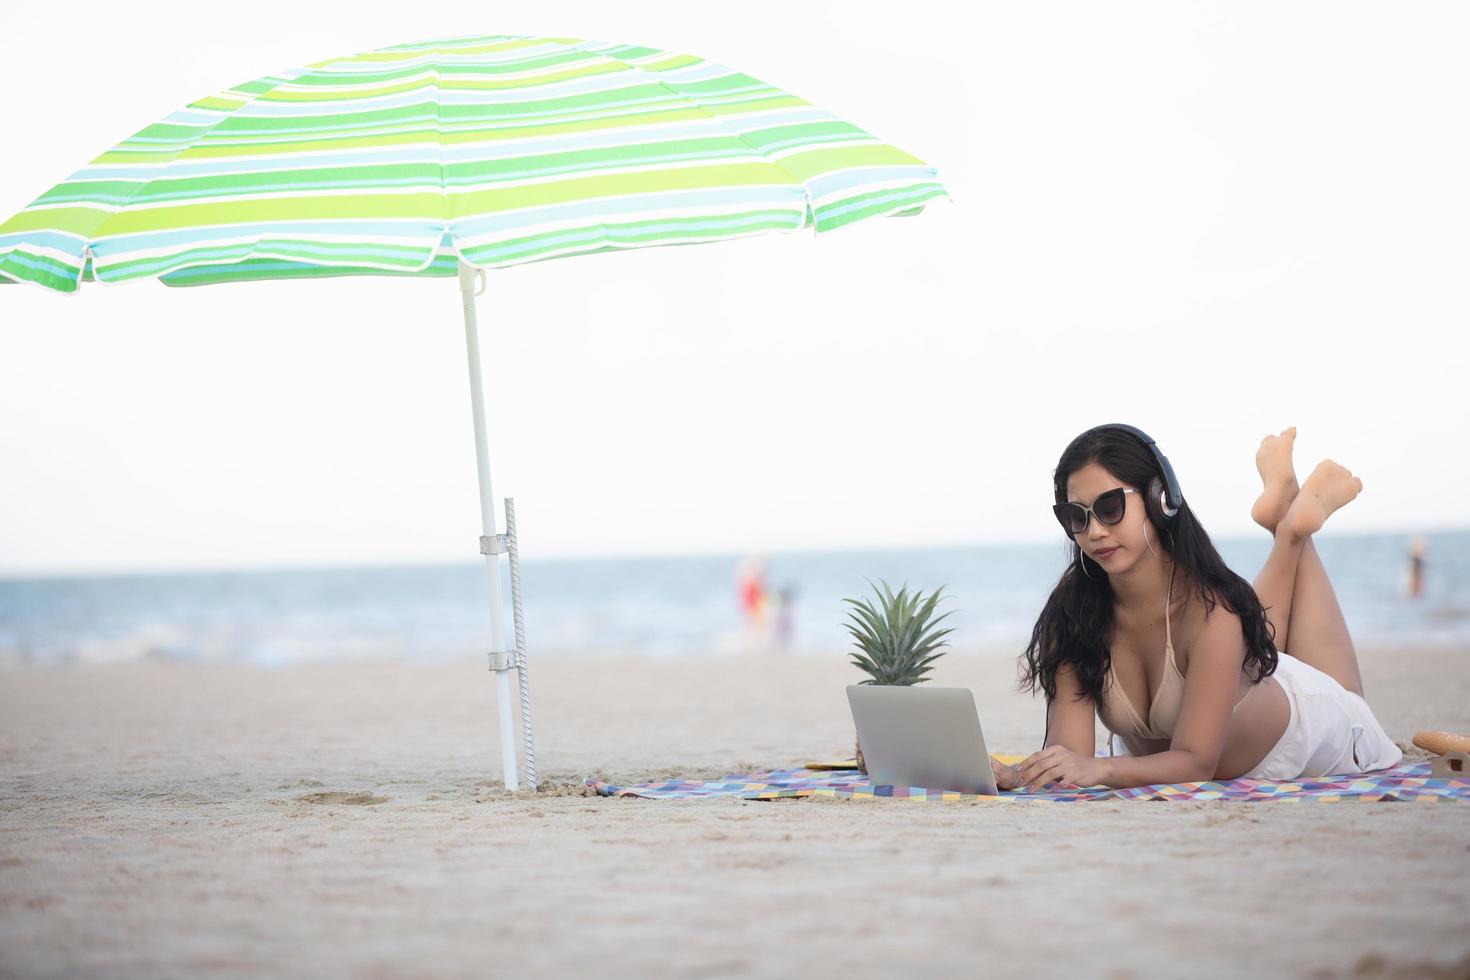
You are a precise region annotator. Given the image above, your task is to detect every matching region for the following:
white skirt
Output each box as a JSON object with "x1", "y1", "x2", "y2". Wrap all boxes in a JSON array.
[{"x1": 1242, "y1": 651, "x2": 1402, "y2": 780}]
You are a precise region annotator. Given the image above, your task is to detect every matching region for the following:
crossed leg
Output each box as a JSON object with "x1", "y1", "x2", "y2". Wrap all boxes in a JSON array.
[{"x1": 1249, "y1": 427, "x2": 1366, "y2": 696}]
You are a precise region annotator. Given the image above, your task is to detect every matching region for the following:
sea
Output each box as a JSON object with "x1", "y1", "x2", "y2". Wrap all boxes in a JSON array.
[{"x1": 1, "y1": 531, "x2": 1467, "y2": 668}]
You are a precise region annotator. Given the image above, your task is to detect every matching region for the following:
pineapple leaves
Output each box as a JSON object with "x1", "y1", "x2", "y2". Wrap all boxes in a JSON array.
[{"x1": 843, "y1": 580, "x2": 954, "y2": 686}]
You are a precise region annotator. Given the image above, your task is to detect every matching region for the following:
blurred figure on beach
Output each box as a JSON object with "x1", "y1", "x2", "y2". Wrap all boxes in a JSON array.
[
  {"x1": 737, "y1": 557, "x2": 768, "y2": 646},
  {"x1": 1407, "y1": 535, "x2": 1427, "y2": 598},
  {"x1": 772, "y1": 584, "x2": 798, "y2": 652}
]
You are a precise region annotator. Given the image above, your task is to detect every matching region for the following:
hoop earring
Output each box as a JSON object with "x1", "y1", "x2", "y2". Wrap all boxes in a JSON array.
[{"x1": 1077, "y1": 546, "x2": 1094, "y2": 580}]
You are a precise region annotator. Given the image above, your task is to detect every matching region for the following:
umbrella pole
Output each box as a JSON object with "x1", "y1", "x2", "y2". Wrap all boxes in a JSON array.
[{"x1": 458, "y1": 259, "x2": 520, "y2": 792}]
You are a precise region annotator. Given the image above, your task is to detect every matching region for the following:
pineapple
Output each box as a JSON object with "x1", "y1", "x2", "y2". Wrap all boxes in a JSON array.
[{"x1": 844, "y1": 581, "x2": 954, "y2": 771}]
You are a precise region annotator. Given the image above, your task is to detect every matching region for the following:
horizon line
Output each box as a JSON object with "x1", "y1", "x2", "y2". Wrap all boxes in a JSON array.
[{"x1": 1, "y1": 524, "x2": 1464, "y2": 583}]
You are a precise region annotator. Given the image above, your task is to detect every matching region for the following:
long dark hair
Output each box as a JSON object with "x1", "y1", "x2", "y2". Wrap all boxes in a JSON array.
[{"x1": 1020, "y1": 427, "x2": 1277, "y2": 708}]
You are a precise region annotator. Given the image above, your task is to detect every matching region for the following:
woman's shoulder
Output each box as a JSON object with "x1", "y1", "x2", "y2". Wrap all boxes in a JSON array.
[
  {"x1": 1173, "y1": 573, "x2": 1239, "y2": 620},
  {"x1": 1176, "y1": 585, "x2": 1244, "y2": 659}
]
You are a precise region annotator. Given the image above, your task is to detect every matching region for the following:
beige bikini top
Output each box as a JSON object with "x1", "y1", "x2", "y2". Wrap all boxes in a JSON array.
[
  {"x1": 1097, "y1": 570, "x2": 1254, "y2": 742},
  {"x1": 1099, "y1": 570, "x2": 1187, "y2": 740}
]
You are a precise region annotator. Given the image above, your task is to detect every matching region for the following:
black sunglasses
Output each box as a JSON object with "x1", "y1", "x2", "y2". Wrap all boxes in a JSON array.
[{"x1": 1053, "y1": 487, "x2": 1139, "y2": 535}]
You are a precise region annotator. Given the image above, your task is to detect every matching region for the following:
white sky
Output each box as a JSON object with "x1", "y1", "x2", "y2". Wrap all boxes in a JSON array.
[{"x1": 1, "y1": 2, "x2": 1467, "y2": 576}]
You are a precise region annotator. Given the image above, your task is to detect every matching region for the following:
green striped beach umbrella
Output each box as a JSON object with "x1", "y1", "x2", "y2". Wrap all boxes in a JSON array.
[
  {"x1": 0, "y1": 34, "x2": 947, "y2": 291},
  {"x1": 0, "y1": 33, "x2": 949, "y2": 789}
]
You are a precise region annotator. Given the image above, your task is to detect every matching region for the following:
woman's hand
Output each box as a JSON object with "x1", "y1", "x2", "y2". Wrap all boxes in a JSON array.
[
  {"x1": 990, "y1": 756, "x2": 1024, "y2": 791},
  {"x1": 1014, "y1": 745, "x2": 1108, "y2": 792}
]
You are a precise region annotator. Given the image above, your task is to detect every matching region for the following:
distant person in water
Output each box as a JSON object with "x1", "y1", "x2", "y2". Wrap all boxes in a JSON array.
[
  {"x1": 1407, "y1": 535, "x2": 1427, "y2": 599},
  {"x1": 993, "y1": 424, "x2": 1401, "y2": 792},
  {"x1": 737, "y1": 557, "x2": 768, "y2": 637},
  {"x1": 772, "y1": 584, "x2": 797, "y2": 651}
]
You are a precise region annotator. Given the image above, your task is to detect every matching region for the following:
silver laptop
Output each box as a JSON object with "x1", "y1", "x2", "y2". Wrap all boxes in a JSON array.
[{"x1": 846, "y1": 685, "x2": 999, "y2": 795}]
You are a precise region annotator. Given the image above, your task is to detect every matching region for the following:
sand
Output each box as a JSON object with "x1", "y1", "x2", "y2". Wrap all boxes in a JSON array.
[{"x1": 2, "y1": 647, "x2": 1468, "y2": 979}]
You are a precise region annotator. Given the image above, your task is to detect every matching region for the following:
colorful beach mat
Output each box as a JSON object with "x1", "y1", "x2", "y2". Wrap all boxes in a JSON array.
[{"x1": 588, "y1": 761, "x2": 1469, "y2": 804}]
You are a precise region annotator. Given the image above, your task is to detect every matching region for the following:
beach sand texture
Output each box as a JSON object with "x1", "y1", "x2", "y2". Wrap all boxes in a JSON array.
[{"x1": 3, "y1": 648, "x2": 1469, "y2": 979}]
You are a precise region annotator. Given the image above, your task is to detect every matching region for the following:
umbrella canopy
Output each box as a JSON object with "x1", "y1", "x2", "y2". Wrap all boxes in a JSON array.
[{"x1": 0, "y1": 33, "x2": 947, "y2": 292}]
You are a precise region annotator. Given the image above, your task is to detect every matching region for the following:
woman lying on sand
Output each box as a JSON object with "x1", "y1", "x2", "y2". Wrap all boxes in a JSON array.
[{"x1": 991, "y1": 423, "x2": 1401, "y2": 792}]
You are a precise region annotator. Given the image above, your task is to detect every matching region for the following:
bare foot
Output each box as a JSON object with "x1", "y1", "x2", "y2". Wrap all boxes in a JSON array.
[
  {"x1": 1282, "y1": 460, "x2": 1362, "y2": 540},
  {"x1": 1251, "y1": 427, "x2": 1299, "y2": 533}
]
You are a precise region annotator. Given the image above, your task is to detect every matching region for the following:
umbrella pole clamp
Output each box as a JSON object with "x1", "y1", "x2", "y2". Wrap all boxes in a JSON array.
[
  {"x1": 478, "y1": 532, "x2": 520, "y2": 672},
  {"x1": 479, "y1": 534, "x2": 516, "y2": 674}
]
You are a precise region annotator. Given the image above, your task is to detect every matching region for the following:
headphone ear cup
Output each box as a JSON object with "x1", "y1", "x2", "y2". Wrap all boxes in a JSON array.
[
  {"x1": 1146, "y1": 476, "x2": 1166, "y2": 524},
  {"x1": 1152, "y1": 475, "x2": 1181, "y2": 521}
]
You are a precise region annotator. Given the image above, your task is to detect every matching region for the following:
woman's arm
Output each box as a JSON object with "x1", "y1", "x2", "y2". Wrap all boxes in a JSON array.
[
  {"x1": 1045, "y1": 661, "x2": 1099, "y2": 756},
  {"x1": 1099, "y1": 609, "x2": 1244, "y2": 788},
  {"x1": 996, "y1": 662, "x2": 1096, "y2": 790}
]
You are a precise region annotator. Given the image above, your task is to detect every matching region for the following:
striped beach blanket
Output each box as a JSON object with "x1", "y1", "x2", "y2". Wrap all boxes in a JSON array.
[{"x1": 588, "y1": 761, "x2": 1469, "y2": 804}]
